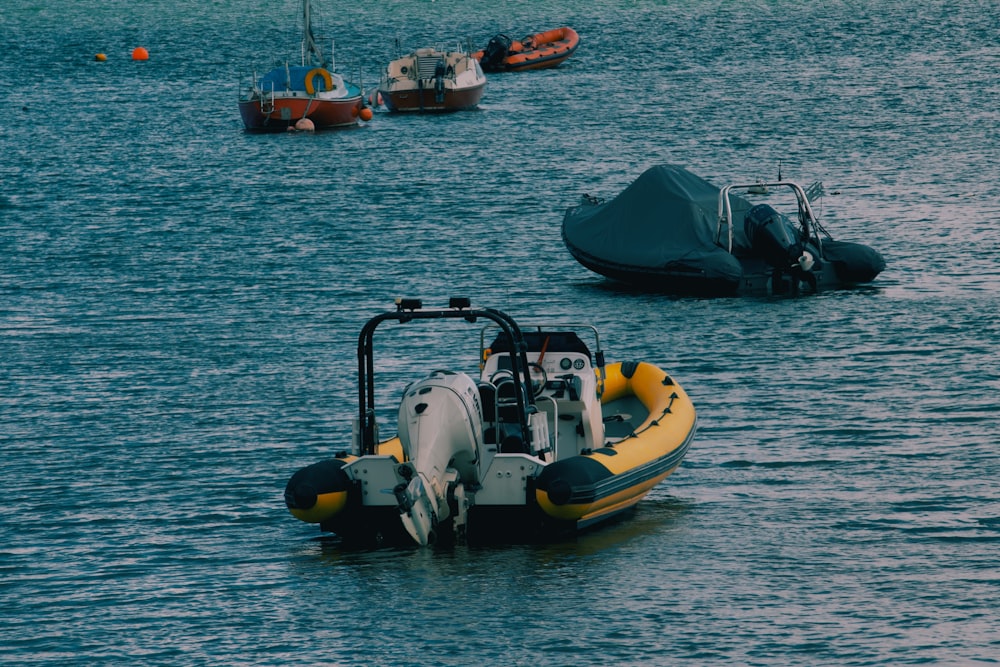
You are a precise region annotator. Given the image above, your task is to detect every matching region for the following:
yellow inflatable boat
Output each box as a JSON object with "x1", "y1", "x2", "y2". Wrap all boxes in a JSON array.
[{"x1": 284, "y1": 299, "x2": 697, "y2": 546}]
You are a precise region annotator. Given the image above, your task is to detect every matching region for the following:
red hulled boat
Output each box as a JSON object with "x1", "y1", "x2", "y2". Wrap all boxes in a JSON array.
[
  {"x1": 238, "y1": 0, "x2": 370, "y2": 131},
  {"x1": 377, "y1": 46, "x2": 487, "y2": 113}
]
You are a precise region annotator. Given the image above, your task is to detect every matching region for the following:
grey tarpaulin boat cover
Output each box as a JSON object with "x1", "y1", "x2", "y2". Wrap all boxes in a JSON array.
[{"x1": 562, "y1": 164, "x2": 753, "y2": 288}]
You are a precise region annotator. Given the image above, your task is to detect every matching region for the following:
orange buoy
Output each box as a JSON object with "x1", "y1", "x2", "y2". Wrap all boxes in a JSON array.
[
  {"x1": 131, "y1": 47, "x2": 149, "y2": 61},
  {"x1": 95, "y1": 53, "x2": 107, "y2": 62},
  {"x1": 293, "y1": 118, "x2": 315, "y2": 132},
  {"x1": 359, "y1": 107, "x2": 373, "y2": 122}
]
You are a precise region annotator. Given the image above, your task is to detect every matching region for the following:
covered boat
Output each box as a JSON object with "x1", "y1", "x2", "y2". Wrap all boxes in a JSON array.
[
  {"x1": 238, "y1": 0, "x2": 370, "y2": 131},
  {"x1": 377, "y1": 45, "x2": 486, "y2": 113},
  {"x1": 474, "y1": 27, "x2": 579, "y2": 72},
  {"x1": 284, "y1": 299, "x2": 697, "y2": 546},
  {"x1": 562, "y1": 164, "x2": 885, "y2": 296}
]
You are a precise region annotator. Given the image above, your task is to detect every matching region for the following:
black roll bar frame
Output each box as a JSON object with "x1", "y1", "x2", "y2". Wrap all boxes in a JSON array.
[{"x1": 355, "y1": 299, "x2": 535, "y2": 456}]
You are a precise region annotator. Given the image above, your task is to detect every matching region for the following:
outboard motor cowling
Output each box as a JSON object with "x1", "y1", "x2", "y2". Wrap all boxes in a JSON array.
[
  {"x1": 480, "y1": 34, "x2": 512, "y2": 72},
  {"x1": 434, "y1": 61, "x2": 447, "y2": 103},
  {"x1": 395, "y1": 370, "x2": 484, "y2": 545},
  {"x1": 744, "y1": 204, "x2": 806, "y2": 269},
  {"x1": 398, "y1": 370, "x2": 484, "y2": 488}
]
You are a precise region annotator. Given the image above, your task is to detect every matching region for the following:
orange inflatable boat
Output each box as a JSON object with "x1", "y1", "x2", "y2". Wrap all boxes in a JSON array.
[{"x1": 474, "y1": 27, "x2": 579, "y2": 72}]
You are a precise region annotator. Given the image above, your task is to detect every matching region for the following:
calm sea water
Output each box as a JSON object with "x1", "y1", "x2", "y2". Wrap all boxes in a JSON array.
[{"x1": 3, "y1": 0, "x2": 999, "y2": 664}]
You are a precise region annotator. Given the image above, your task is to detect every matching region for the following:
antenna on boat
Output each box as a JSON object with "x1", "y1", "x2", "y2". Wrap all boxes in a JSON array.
[{"x1": 777, "y1": 160, "x2": 783, "y2": 182}]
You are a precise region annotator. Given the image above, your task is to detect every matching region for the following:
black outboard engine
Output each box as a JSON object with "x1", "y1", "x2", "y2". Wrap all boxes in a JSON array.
[
  {"x1": 480, "y1": 34, "x2": 512, "y2": 72},
  {"x1": 434, "y1": 60, "x2": 447, "y2": 102},
  {"x1": 744, "y1": 204, "x2": 820, "y2": 292},
  {"x1": 744, "y1": 204, "x2": 805, "y2": 268}
]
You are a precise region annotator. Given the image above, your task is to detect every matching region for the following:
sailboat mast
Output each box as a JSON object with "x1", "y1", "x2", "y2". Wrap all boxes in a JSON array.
[{"x1": 301, "y1": 0, "x2": 326, "y2": 68}]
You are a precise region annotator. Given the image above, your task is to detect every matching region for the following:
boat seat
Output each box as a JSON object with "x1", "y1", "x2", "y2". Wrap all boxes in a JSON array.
[
  {"x1": 478, "y1": 373, "x2": 530, "y2": 451},
  {"x1": 493, "y1": 373, "x2": 529, "y2": 419},
  {"x1": 478, "y1": 382, "x2": 498, "y2": 423},
  {"x1": 478, "y1": 382, "x2": 499, "y2": 445},
  {"x1": 499, "y1": 433, "x2": 526, "y2": 454}
]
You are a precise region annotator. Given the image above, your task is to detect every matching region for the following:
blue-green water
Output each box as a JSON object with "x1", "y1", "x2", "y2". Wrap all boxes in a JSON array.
[{"x1": 3, "y1": 1, "x2": 999, "y2": 664}]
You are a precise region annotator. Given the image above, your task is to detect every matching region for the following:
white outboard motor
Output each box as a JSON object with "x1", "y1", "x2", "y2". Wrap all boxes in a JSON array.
[{"x1": 395, "y1": 370, "x2": 484, "y2": 544}]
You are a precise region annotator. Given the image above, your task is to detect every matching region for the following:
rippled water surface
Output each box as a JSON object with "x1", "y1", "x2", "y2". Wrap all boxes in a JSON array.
[{"x1": 3, "y1": 0, "x2": 999, "y2": 664}]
